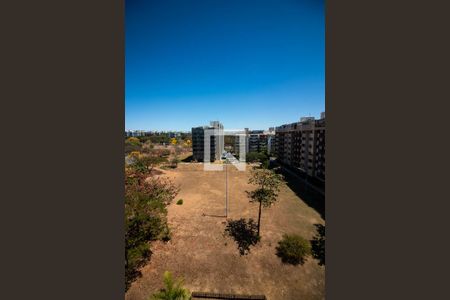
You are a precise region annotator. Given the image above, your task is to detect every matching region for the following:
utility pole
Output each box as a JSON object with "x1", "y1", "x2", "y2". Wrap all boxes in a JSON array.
[{"x1": 225, "y1": 158, "x2": 228, "y2": 218}]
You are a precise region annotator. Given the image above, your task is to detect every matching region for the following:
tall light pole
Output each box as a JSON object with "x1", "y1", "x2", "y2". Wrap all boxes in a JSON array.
[{"x1": 225, "y1": 157, "x2": 228, "y2": 218}]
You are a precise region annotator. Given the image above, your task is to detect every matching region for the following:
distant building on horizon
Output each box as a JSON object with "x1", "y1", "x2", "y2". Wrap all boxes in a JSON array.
[
  {"x1": 300, "y1": 116, "x2": 315, "y2": 123},
  {"x1": 192, "y1": 121, "x2": 224, "y2": 162},
  {"x1": 125, "y1": 130, "x2": 147, "y2": 137}
]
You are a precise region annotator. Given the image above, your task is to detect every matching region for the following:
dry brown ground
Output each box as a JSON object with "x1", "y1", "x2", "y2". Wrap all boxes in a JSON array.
[{"x1": 126, "y1": 163, "x2": 325, "y2": 300}]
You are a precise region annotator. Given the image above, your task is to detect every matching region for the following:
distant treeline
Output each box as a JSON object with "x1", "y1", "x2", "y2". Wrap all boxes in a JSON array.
[{"x1": 126, "y1": 133, "x2": 192, "y2": 145}]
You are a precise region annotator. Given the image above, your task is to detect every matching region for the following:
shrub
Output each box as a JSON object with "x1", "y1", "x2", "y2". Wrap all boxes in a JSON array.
[
  {"x1": 170, "y1": 157, "x2": 179, "y2": 168},
  {"x1": 126, "y1": 137, "x2": 141, "y2": 146},
  {"x1": 151, "y1": 271, "x2": 191, "y2": 300},
  {"x1": 276, "y1": 234, "x2": 311, "y2": 265},
  {"x1": 141, "y1": 141, "x2": 154, "y2": 153},
  {"x1": 125, "y1": 143, "x2": 141, "y2": 154},
  {"x1": 176, "y1": 199, "x2": 183, "y2": 205},
  {"x1": 161, "y1": 149, "x2": 171, "y2": 157},
  {"x1": 137, "y1": 136, "x2": 151, "y2": 143},
  {"x1": 125, "y1": 137, "x2": 142, "y2": 154},
  {"x1": 129, "y1": 151, "x2": 141, "y2": 159}
]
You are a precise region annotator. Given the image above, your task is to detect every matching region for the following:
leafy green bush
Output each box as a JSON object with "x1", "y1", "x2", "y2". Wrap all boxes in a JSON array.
[
  {"x1": 276, "y1": 234, "x2": 311, "y2": 265},
  {"x1": 176, "y1": 199, "x2": 183, "y2": 205}
]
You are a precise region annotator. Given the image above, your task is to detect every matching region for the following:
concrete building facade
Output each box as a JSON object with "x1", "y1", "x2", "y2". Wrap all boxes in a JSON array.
[
  {"x1": 192, "y1": 121, "x2": 224, "y2": 162},
  {"x1": 275, "y1": 115, "x2": 325, "y2": 182}
]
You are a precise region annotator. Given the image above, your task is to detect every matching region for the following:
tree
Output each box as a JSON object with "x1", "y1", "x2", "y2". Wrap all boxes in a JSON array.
[
  {"x1": 151, "y1": 271, "x2": 191, "y2": 300},
  {"x1": 245, "y1": 151, "x2": 269, "y2": 168},
  {"x1": 130, "y1": 154, "x2": 166, "y2": 183},
  {"x1": 125, "y1": 137, "x2": 142, "y2": 154},
  {"x1": 247, "y1": 168, "x2": 283, "y2": 236},
  {"x1": 125, "y1": 168, "x2": 178, "y2": 290},
  {"x1": 245, "y1": 151, "x2": 261, "y2": 163}
]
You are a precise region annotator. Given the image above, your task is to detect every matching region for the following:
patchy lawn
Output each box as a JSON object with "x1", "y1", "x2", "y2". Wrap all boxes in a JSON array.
[{"x1": 126, "y1": 163, "x2": 325, "y2": 300}]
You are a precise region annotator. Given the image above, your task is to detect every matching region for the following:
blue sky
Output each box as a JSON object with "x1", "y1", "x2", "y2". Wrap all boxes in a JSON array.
[{"x1": 126, "y1": 0, "x2": 324, "y2": 131}]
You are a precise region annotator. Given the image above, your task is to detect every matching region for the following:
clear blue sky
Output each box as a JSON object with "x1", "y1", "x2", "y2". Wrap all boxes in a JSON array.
[{"x1": 126, "y1": 0, "x2": 324, "y2": 131}]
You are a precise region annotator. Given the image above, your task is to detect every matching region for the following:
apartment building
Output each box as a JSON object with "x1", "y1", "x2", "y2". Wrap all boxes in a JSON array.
[
  {"x1": 248, "y1": 130, "x2": 266, "y2": 152},
  {"x1": 192, "y1": 121, "x2": 224, "y2": 162},
  {"x1": 275, "y1": 115, "x2": 325, "y2": 182},
  {"x1": 234, "y1": 127, "x2": 275, "y2": 157},
  {"x1": 266, "y1": 127, "x2": 276, "y2": 154}
]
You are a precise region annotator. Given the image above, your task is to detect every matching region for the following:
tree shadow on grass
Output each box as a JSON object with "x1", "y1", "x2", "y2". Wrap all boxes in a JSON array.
[
  {"x1": 125, "y1": 248, "x2": 151, "y2": 291},
  {"x1": 202, "y1": 213, "x2": 226, "y2": 218},
  {"x1": 224, "y1": 218, "x2": 260, "y2": 255},
  {"x1": 310, "y1": 224, "x2": 325, "y2": 266}
]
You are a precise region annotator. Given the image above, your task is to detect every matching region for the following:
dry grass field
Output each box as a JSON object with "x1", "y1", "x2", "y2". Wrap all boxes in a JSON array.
[{"x1": 126, "y1": 163, "x2": 325, "y2": 300}]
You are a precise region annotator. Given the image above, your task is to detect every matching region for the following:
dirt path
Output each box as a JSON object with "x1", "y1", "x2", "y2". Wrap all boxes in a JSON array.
[{"x1": 126, "y1": 163, "x2": 325, "y2": 300}]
